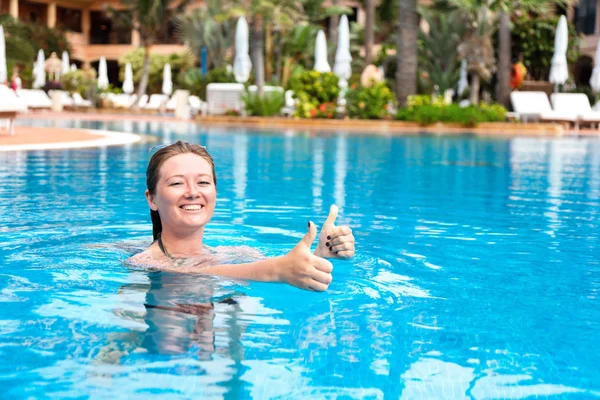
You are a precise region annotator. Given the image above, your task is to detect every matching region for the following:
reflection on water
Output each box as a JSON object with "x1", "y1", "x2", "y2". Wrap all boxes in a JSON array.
[{"x1": 1, "y1": 121, "x2": 600, "y2": 398}]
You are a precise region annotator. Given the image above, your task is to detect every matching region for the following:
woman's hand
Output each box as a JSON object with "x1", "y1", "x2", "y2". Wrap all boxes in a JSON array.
[
  {"x1": 314, "y1": 205, "x2": 355, "y2": 259},
  {"x1": 279, "y1": 221, "x2": 334, "y2": 291}
]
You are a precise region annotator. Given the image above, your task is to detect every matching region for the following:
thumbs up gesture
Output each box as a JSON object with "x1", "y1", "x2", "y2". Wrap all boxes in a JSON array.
[
  {"x1": 280, "y1": 221, "x2": 334, "y2": 291},
  {"x1": 314, "y1": 205, "x2": 355, "y2": 259}
]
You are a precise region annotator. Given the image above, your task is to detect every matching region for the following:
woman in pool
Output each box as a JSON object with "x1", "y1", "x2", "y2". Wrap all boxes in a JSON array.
[{"x1": 127, "y1": 141, "x2": 355, "y2": 292}]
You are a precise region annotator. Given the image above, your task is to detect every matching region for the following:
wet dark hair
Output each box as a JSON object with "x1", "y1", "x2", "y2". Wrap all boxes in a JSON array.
[{"x1": 147, "y1": 141, "x2": 217, "y2": 240}]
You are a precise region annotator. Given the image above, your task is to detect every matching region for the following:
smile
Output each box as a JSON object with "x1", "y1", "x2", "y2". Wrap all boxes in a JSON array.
[{"x1": 180, "y1": 204, "x2": 204, "y2": 211}]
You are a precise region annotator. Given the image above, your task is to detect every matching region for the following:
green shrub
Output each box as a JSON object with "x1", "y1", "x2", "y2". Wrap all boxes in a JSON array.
[
  {"x1": 396, "y1": 104, "x2": 507, "y2": 127},
  {"x1": 406, "y1": 94, "x2": 445, "y2": 108},
  {"x1": 242, "y1": 90, "x2": 285, "y2": 117},
  {"x1": 61, "y1": 70, "x2": 97, "y2": 98},
  {"x1": 346, "y1": 82, "x2": 394, "y2": 119},
  {"x1": 119, "y1": 50, "x2": 194, "y2": 95},
  {"x1": 177, "y1": 67, "x2": 235, "y2": 100},
  {"x1": 288, "y1": 70, "x2": 339, "y2": 118}
]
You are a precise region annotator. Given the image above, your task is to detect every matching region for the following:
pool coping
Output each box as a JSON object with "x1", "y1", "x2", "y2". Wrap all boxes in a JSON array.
[{"x1": 0, "y1": 128, "x2": 142, "y2": 152}]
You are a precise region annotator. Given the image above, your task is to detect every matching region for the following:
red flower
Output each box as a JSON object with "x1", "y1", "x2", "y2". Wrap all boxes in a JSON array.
[
  {"x1": 319, "y1": 103, "x2": 327, "y2": 112},
  {"x1": 310, "y1": 108, "x2": 317, "y2": 118}
]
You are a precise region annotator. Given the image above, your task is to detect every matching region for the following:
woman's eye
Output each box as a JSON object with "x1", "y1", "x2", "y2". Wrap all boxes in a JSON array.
[
  {"x1": 169, "y1": 182, "x2": 183, "y2": 186},
  {"x1": 199, "y1": 181, "x2": 211, "y2": 185}
]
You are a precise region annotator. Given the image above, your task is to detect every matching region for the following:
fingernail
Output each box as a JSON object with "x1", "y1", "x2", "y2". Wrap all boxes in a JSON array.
[
  {"x1": 327, "y1": 236, "x2": 331, "y2": 240},
  {"x1": 326, "y1": 242, "x2": 330, "y2": 247},
  {"x1": 308, "y1": 221, "x2": 310, "y2": 228}
]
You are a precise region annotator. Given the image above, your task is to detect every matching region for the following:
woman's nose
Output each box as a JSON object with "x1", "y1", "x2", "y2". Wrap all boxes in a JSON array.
[{"x1": 184, "y1": 183, "x2": 200, "y2": 198}]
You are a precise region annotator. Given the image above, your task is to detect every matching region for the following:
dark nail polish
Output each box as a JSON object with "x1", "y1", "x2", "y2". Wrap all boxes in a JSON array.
[
  {"x1": 308, "y1": 221, "x2": 310, "y2": 227},
  {"x1": 326, "y1": 242, "x2": 330, "y2": 247},
  {"x1": 327, "y1": 236, "x2": 331, "y2": 240}
]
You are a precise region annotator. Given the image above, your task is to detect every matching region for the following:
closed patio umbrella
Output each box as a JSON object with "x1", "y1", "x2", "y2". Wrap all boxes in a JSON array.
[
  {"x1": 233, "y1": 16, "x2": 252, "y2": 83},
  {"x1": 333, "y1": 16, "x2": 352, "y2": 105},
  {"x1": 333, "y1": 15, "x2": 352, "y2": 83},
  {"x1": 33, "y1": 50, "x2": 46, "y2": 89},
  {"x1": 314, "y1": 30, "x2": 331, "y2": 73},
  {"x1": 549, "y1": 15, "x2": 569, "y2": 91},
  {"x1": 122, "y1": 62, "x2": 134, "y2": 95},
  {"x1": 97, "y1": 56, "x2": 109, "y2": 90},
  {"x1": 61, "y1": 51, "x2": 70, "y2": 76},
  {"x1": 162, "y1": 63, "x2": 172, "y2": 96}
]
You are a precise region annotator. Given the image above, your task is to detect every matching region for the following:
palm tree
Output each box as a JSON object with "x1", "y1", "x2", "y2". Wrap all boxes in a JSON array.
[
  {"x1": 174, "y1": 0, "x2": 235, "y2": 70},
  {"x1": 110, "y1": 0, "x2": 189, "y2": 109},
  {"x1": 225, "y1": 0, "x2": 304, "y2": 96},
  {"x1": 450, "y1": 0, "x2": 573, "y2": 106},
  {"x1": 395, "y1": 0, "x2": 418, "y2": 106}
]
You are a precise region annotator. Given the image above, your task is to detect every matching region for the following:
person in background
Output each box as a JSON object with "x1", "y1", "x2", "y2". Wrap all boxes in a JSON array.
[
  {"x1": 10, "y1": 67, "x2": 22, "y2": 91},
  {"x1": 510, "y1": 53, "x2": 527, "y2": 90}
]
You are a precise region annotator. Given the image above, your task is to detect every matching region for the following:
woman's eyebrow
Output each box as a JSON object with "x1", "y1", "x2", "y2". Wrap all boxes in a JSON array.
[{"x1": 165, "y1": 173, "x2": 212, "y2": 180}]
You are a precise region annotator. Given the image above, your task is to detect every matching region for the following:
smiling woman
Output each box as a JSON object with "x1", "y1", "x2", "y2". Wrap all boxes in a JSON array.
[{"x1": 127, "y1": 141, "x2": 356, "y2": 291}]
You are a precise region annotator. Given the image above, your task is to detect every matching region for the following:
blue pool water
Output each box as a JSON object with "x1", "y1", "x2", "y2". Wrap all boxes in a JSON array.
[{"x1": 1, "y1": 119, "x2": 599, "y2": 398}]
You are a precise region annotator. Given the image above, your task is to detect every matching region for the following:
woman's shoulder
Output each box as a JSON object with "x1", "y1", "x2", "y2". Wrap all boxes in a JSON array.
[{"x1": 125, "y1": 243, "x2": 162, "y2": 267}]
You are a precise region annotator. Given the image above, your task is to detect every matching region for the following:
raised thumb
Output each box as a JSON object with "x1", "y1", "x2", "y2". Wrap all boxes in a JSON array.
[
  {"x1": 324, "y1": 204, "x2": 339, "y2": 226},
  {"x1": 300, "y1": 221, "x2": 318, "y2": 247}
]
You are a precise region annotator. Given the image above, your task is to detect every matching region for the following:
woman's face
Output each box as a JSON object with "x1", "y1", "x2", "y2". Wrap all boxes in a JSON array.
[{"x1": 146, "y1": 153, "x2": 216, "y2": 233}]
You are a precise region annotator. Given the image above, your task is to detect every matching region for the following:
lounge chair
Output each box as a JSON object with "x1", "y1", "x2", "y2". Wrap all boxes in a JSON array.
[
  {"x1": 206, "y1": 83, "x2": 244, "y2": 115},
  {"x1": 72, "y1": 93, "x2": 93, "y2": 109},
  {"x1": 166, "y1": 95, "x2": 177, "y2": 111},
  {"x1": 16, "y1": 89, "x2": 52, "y2": 110},
  {"x1": 144, "y1": 94, "x2": 169, "y2": 111},
  {"x1": 550, "y1": 93, "x2": 600, "y2": 129},
  {"x1": 0, "y1": 85, "x2": 28, "y2": 135},
  {"x1": 189, "y1": 95, "x2": 207, "y2": 116},
  {"x1": 48, "y1": 90, "x2": 74, "y2": 109},
  {"x1": 510, "y1": 91, "x2": 577, "y2": 126}
]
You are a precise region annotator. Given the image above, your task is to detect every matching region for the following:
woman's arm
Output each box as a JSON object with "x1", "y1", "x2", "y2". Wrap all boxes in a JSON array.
[
  {"x1": 129, "y1": 222, "x2": 334, "y2": 292},
  {"x1": 189, "y1": 222, "x2": 333, "y2": 291}
]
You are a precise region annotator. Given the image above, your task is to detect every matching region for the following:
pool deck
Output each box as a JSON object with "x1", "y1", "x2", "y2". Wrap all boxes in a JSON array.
[{"x1": 1, "y1": 111, "x2": 599, "y2": 151}]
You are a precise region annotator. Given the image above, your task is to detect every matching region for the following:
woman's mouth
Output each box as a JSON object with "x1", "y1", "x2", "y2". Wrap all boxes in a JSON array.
[{"x1": 180, "y1": 204, "x2": 204, "y2": 211}]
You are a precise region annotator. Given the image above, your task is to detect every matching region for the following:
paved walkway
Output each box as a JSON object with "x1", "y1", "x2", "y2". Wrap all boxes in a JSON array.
[{"x1": 0, "y1": 126, "x2": 141, "y2": 152}]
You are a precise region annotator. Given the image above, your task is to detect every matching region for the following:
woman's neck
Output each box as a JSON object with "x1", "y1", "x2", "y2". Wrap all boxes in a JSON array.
[{"x1": 158, "y1": 227, "x2": 205, "y2": 258}]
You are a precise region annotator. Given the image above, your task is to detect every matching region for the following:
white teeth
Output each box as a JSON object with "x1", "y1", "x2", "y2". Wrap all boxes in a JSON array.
[{"x1": 181, "y1": 205, "x2": 203, "y2": 211}]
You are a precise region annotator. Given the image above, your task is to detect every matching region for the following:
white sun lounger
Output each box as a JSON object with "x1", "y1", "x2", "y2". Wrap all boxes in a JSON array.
[
  {"x1": 0, "y1": 85, "x2": 28, "y2": 135},
  {"x1": 551, "y1": 93, "x2": 600, "y2": 128},
  {"x1": 48, "y1": 90, "x2": 74, "y2": 108},
  {"x1": 72, "y1": 93, "x2": 93, "y2": 108},
  {"x1": 206, "y1": 83, "x2": 244, "y2": 115},
  {"x1": 144, "y1": 94, "x2": 169, "y2": 111},
  {"x1": 189, "y1": 95, "x2": 207, "y2": 116},
  {"x1": 510, "y1": 91, "x2": 577, "y2": 126},
  {"x1": 16, "y1": 89, "x2": 52, "y2": 110}
]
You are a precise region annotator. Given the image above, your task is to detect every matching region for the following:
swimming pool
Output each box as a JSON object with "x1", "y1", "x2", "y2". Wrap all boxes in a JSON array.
[{"x1": 1, "y1": 120, "x2": 599, "y2": 398}]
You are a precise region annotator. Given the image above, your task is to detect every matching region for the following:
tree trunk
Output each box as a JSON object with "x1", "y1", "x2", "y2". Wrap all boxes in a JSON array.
[
  {"x1": 328, "y1": 0, "x2": 339, "y2": 57},
  {"x1": 251, "y1": 14, "x2": 265, "y2": 97},
  {"x1": 365, "y1": 0, "x2": 375, "y2": 65},
  {"x1": 395, "y1": 0, "x2": 418, "y2": 107},
  {"x1": 496, "y1": 11, "x2": 511, "y2": 107},
  {"x1": 470, "y1": 73, "x2": 480, "y2": 105},
  {"x1": 265, "y1": 24, "x2": 273, "y2": 82},
  {"x1": 132, "y1": 44, "x2": 151, "y2": 110},
  {"x1": 274, "y1": 27, "x2": 283, "y2": 84}
]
